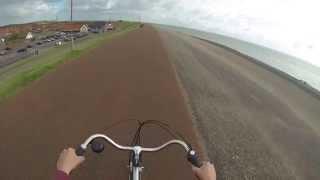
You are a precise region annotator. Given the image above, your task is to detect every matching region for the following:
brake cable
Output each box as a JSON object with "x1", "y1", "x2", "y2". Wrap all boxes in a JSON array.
[{"x1": 99, "y1": 118, "x2": 192, "y2": 149}]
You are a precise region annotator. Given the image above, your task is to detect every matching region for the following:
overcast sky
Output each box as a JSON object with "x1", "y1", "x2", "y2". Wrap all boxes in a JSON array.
[{"x1": 0, "y1": 0, "x2": 319, "y2": 67}]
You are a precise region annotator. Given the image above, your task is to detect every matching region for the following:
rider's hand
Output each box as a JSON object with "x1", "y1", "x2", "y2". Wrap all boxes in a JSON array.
[
  {"x1": 192, "y1": 161, "x2": 216, "y2": 180},
  {"x1": 56, "y1": 148, "x2": 85, "y2": 175}
]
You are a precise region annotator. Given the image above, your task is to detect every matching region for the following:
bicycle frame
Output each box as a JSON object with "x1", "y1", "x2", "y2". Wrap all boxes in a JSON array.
[{"x1": 76, "y1": 134, "x2": 200, "y2": 180}]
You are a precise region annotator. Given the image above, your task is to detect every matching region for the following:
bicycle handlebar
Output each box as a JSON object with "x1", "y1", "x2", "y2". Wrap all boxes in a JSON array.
[{"x1": 76, "y1": 133, "x2": 202, "y2": 167}]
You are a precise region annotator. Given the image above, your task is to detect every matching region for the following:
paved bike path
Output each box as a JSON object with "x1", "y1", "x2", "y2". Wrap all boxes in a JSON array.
[{"x1": 0, "y1": 26, "x2": 204, "y2": 180}]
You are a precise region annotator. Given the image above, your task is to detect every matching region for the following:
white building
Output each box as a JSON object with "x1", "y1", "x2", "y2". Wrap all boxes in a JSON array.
[
  {"x1": 25, "y1": 32, "x2": 33, "y2": 40},
  {"x1": 80, "y1": 24, "x2": 89, "y2": 33},
  {"x1": 104, "y1": 23, "x2": 114, "y2": 31}
]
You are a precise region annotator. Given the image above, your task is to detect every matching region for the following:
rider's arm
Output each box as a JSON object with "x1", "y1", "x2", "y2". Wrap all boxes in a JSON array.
[
  {"x1": 55, "y1": 148, "x2": 85, "y2": 180},
  {"x1": 55, "y1": 170, "x2": 70, "y2": 180},
  {"x1": 192, "y1": 161, "x2": 217, "y2": 180}
]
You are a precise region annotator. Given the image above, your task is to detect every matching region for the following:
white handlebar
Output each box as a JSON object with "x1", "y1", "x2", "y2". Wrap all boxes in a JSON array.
[{"x1": 80, "y1": 133, "x2": 191, "y2": 152}]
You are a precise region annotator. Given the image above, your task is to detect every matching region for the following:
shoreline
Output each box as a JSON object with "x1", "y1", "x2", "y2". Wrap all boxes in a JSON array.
[{"x1": 194, "y1": 36, "x2": 320, "y2": 100}]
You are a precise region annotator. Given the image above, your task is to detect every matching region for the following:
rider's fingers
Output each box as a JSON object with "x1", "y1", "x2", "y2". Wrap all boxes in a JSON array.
[
  {"x1": 203, "y1": 161, "x2": 213, "y2": 167},
  {"x1": 192, "y1": 164, "x2": 201, "y2": 171},
  {"x1": 79, "y1": 156, "x2": 85, "y2": 161}
]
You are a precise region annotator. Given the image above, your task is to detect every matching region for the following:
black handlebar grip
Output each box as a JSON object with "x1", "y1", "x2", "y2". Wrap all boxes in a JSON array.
[
  {"x1": 187, "y1": 150, "x2": 202, "y2": 168},
  {"x1": 75, "y1": 146, "x2": 86, "y2": 156}
]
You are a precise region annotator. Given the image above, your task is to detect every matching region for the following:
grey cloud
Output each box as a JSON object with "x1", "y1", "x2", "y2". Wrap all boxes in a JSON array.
[
  {"x1": 0, "y1": 0, "x2": 60, "y2": 25},
  {"x1": 0, "y1": 0, "x2": 318, "y2": 68},
  {"x1": 0, "y1": 0, "x2": 202, "y2": 27}
]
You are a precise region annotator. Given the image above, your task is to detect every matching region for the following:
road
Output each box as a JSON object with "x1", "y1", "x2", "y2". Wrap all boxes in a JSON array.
[
  {"x1": 0, "y1": 25, "x2": 320, "y2": 180},
  {"x1": 157, "y1": 27, "x2": 320, "y2": 179},
  {"x1": 0, "y1": 41, "x2": 58, "y2": 68},
  {"x1": 0, "y1": 33, "x2": 90, "y2": 68}
]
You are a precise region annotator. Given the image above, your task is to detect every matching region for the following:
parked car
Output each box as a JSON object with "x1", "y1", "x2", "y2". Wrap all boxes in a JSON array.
[
  {"x1": 36, "y1": 42, "x2": 42, "y2": 45},
  {"x1": 0, "y1": 50, "x2": 7, "y2": 56},
  {"x1": 105, "y1": 23, "x2": 115, "y2": 31},
  {"x1": 64, "y1": 38, "x2": 71, "y2": 42},
  {"x1": 76, "y1": 33, "x2": 86, "y2": 38},
  {"x1": 55, "y1": 41, "x2": 62, "y2": 46},
  {"x1": 27, "y1": 45, "x2": 33, "y2": 48},
  {"x1": 91, "y1": 29, "x2": 100, "y2": 34},
  {"x1": 17, "y1": 48, "x2": 27, "y2": 53}
]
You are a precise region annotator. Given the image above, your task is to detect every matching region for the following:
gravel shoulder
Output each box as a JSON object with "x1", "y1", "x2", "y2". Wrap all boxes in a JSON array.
[{"x1": 157, "y1": 27, "x2": 320, "y2": 180}]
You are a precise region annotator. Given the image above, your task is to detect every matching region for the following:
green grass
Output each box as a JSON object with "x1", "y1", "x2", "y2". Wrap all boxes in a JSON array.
[{"x1": 0, "y1": 22, "x2": 139, "y2": 102}]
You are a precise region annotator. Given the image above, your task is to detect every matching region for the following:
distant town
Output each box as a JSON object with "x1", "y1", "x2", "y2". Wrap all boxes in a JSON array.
[
  {"x1": 0, "y1": 21, "x2": 117, "y2": 67},
  {"x1": 0, "y1": 21, "x2": 115, "y2": 46}
]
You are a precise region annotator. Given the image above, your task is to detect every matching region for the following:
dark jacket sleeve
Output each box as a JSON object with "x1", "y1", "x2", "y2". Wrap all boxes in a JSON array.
[{"x1": 55, "y1": 170, "x2": 70, "y2": 180}]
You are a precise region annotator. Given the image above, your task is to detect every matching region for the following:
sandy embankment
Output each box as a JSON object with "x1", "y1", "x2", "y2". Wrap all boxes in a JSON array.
[{"x1": 157, "y1": 28, "x2": 320, "y2": 180}]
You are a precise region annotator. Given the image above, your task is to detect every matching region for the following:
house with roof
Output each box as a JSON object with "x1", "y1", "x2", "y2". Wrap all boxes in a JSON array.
[
  {"x1": 0, "y1": 38, "x2": 6, "y2": 50},
  {"x1": 104, "y1": 23, "x2": 115, "y2": 31},
  {"x1": 0, "y1": 27, "x2": 11, "y2": 38},
  {"x1": 25, "y1": 32, "x2": 34, "y2": 40},
  {"x1": 88, "y1": 22, "x2": 106, "y2": 33},
  {"x1": 62, "y1": 23, "x2": 89, "y2": 33},
  {"x1": 80, "y1": 24, "x2": 89, "y2": 33}
]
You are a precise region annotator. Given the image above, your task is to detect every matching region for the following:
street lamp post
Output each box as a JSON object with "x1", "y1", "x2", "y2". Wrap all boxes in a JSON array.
[
  {"x1": 70, "y1": 0, "x2": 74, "y2": 50},
  {"x1": 70, "y1": 0, "x2": 73, "y2": 21}
]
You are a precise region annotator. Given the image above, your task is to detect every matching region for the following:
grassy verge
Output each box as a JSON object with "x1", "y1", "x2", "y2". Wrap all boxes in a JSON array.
[{"x1": 0, "y1": 22, "x2": 139, "y2": 102}]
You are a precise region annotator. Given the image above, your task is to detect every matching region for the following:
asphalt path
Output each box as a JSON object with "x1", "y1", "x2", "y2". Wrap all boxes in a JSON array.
[{"x1": 0, "y1": 26, "x2": 204, "y2": 180}]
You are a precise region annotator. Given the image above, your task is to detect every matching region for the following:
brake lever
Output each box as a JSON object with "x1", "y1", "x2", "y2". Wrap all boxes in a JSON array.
[
  {"x1": 75, "y1": 146, "x2": 86, "y2": 156},
  {"x1": 187, "y1": 150, "x2": 202, "y2": 168}
]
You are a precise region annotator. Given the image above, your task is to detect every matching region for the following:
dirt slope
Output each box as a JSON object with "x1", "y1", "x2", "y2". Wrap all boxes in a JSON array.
[{"x1": 157, "y1": 28, "x2": 320, "y2": 180}]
